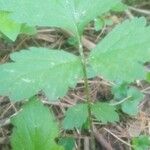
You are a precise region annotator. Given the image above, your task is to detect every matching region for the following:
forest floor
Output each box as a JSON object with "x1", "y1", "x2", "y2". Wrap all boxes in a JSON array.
[{"x1": 0, "y1": 0, "x2": 150, "y2": 150}]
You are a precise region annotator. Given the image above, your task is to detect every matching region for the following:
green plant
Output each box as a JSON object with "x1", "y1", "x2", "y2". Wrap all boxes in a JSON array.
[
  {"x1": 0, "y1": 0, "x2": 150, "y2": 150},
  {"x1": 131, "y1": 135, "x2": 150, "y2": 150},
  {"x1": 0, "y1": 11, "x2": 36, "y2": 41}
]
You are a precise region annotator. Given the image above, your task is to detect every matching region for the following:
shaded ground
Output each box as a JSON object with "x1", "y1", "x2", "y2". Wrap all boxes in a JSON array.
[{"x1": 0, "y1": 1, "x2": 150, "y2": 150}]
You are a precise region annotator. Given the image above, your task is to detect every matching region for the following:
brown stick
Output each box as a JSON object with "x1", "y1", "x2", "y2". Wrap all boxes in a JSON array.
[{"x1": 93, "y1": 126, "x2": 114, "y2": 150}]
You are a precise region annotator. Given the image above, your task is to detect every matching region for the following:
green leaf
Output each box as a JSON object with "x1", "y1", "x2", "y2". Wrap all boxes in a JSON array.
[
  {"x1": 132, "y1": 135, "x2": 150, "y2": 150},
  {"x1": 20, "y1": 24, "x2": 37, "y2": 35},
  {"x1": 146, "y1": 72, "x2": 150, "y2": 82},
  {"x1": 0, "y1": 0, "x2": 121, "y2": 37},
  {"x1": 11, "y1": 97, "x2": 63, "y2": 150},
  {"x1": 59, "y1": 137, "x2": 75, "y2": 150},
  {"x1": 89, "y1": 17, "x2": 150, "y2": 82},
  {"x1": 0, "y1": 11, "x2": 36, "y2": 41},
  {"x1": 0, "y1": 11, "x2": 21, "y2": 41},
  {"x1": 111, "y1": 2, "x2": 127, "y2": 12},
  {"x1": 92, "y1": 102, "x2": 119, "y2": 124},
  {"x1": 94, "y1": 18, "x2": 105, "y2": 31},
  {"x1": 67, "y1": 37, "x2": 78, "y2": 46},
  {"x1": 112, "y1": 82, "x2": 128, "y2": 100},
  {"x1": 0, "y1": 47, "x2": 83, "y2": 101},
  {"x1": 63, "y1": 104, "x2": 88, "y2": 129},
  {"x1": 121, "y1": 88, "x2": 144, "y2": 115}
]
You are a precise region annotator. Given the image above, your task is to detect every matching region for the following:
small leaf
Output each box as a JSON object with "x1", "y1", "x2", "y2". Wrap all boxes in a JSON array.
[
  {"x1": 63, "y1": 104, "x2": 88, "y2": 129},
  {"x1": 94, "y1": 18, "x2": 104, "y2": 31},
  {"x1": 111, "y1": 2, "x2": 127, "y2": 12},
  {"x1": 59, "y1": 137, "x2": 75, "y2": 150},
  {"x1": 146, "y1": 72, "x2": 150, "y2": 81},
  {"x1": 132, "y1": 135, "x2": 150, "y2": 150},
  {"x1": 112, "y1": 82, "x2": 128, "y2": 100},
  {"x1": 89, "y1": 17, "x2": 150, "y2": 82},
  {"x1": 0, "y1": 0, "x2": 121, "y2": 37},
  {"x1": 121, "y1": 88, "x2": 144, "y2": 115},
  {"x1": 67, "y1": 37, "x2": 78, "y2": 46},
  {"x1": 92, "y1": 103, "x2": 119, "y2": 124},
  {"x1": 0, "y1": 47, "x2": 83, "y2": 101},
  {"x1": 11, "y1": 97, "x2": 63, "y2": 150},
  {"x1": 0, "y1": 11, "x2": 21, "y2": 41},
  {"x1": 20, "y1": 24, "x2": 37, "y2": 35}
]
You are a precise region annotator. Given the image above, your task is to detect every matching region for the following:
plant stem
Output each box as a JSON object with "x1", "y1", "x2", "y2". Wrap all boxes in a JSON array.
[{"x1": 78, "y1": 36, "x2": 95, "y2": 150}]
